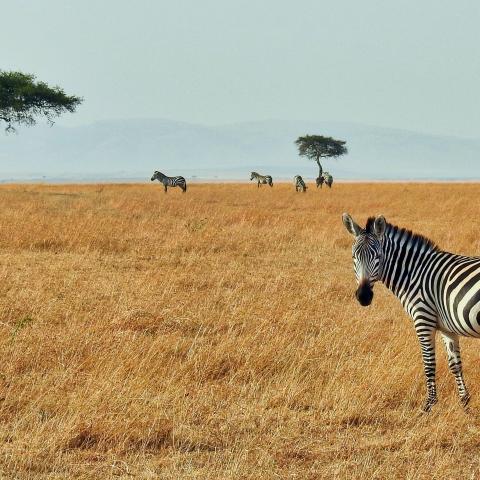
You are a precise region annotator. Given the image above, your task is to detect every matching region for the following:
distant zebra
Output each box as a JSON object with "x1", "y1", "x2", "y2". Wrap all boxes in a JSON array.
[
  {"x1": 294, "y1": 175, "x2": 307, "y2": 192},
  {"x1": 343, "y1": 213, "x2": 480, "y2": 412},
  {"x1": 250, "y1": 172, "x2": 273, "y2": 188},
  {"x1": 316, "y1": 171, "x2": 333, "y2": 188},
  {"x1": 151, "y1": 171, "x2": 187, "y2": 193},
  {"x1": 316, "y1": 164, "x2": 324, "y2": 188},
  {"x1": 323, "y1": 172, "x2": 333, "y2": 188}
]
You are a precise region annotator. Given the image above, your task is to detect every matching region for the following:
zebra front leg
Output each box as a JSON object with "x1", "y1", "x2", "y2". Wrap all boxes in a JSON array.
[
  {"x1": 164, "y1": 184, "x2": 168, "y2": 193},
  {"x1": 440, "y1": 331, "x2": 470, "y2": 408},
  {"x1": 416, "y1": 327, "x2": 438, "y2": 412}
]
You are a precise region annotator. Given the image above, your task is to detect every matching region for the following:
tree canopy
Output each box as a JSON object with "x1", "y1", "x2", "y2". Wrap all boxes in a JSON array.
[
  {"x1": 0, "y1": 71, "x2": 82, "y2": 132},
  {"x1": 295, "y1": 135, "x2": 347, "y2": 172}
]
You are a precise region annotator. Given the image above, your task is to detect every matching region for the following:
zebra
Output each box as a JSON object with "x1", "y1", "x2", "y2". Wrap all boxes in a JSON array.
[
  {"x1": 294, "y1": 175, "x2": 307, "y2": 192},
  {"x1": 323, "y1": 172, "x2": 333, "y2": 188},
  {"x1": 250, "y1": 172, "x2": 273, "y2": 188},
  {"x1": 342, "y1": 213, "x2": 480, "y2": 412},
  {"x1": 316, "y1": 164, "x2": 324, "y2": 188},
  {"x1": 151, "y1": 171, "x2": 187, "y2": 193},
  {"x1": 316, "y1": 171, "x2": 333, "y2": 188}
]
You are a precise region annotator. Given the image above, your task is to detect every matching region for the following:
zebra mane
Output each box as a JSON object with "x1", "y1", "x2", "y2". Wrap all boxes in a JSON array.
[{"x1": 365, "y1": 217, "x2": 439, "y2": 252}]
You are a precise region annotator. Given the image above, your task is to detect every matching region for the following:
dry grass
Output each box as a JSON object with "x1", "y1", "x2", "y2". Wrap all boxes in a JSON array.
[{"x1": 0, "y1": 182, "x2": 480, "y2": 479}]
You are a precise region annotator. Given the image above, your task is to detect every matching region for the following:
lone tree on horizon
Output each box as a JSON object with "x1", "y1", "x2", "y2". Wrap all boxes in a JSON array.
[
  {"x1": 0, "y1": 70, "x2": 82, "y2": 132},
  {"x1": 295, "y1": 135, "x2": 348, "y2": 176}
]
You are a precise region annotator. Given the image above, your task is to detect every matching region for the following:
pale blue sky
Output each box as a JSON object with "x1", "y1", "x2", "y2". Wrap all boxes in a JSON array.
[{"x1": 2, "y1": 0, "x2": 480, "y2": 137}]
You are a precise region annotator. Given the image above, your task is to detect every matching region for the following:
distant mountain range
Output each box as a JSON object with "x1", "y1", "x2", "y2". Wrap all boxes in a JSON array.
[{"x1": 1, "y1": 118, "x2": 479, "y2": 181}]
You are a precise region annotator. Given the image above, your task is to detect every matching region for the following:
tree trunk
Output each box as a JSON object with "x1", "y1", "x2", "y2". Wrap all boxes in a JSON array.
[{"x1": 316, "y1": 157, "x2": 323, "y2": 177}]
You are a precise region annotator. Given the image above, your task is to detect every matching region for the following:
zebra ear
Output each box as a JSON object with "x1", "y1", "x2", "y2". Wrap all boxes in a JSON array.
[
  {"x1": 342, "y1": 213, "x2": 361, "y2": 237},
  {"x1": 374, "y1": 215, "x2": 386, "y2": 238}
]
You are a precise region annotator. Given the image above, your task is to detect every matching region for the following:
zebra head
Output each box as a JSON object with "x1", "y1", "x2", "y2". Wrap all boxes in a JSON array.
[
  {"x1": 250, "y1": 172, "x2": 257, "y2": 180},
  {"x1": 151, "y1": 171, "x2": 162, "y2": 181},
  {"x1": 342, "y1": 213, "x2": 386, "y2": 307}
]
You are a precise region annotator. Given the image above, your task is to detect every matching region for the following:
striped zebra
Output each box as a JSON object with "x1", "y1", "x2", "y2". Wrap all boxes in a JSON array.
[
  {"x1": 151, "y1": 171, "x2": 187, "y2": 193},
  {"x1": 250, "y1": 172, "x2": 273, "y2": 188},
  {"x1": 294, "y1": 175, "x2": 307, "y2": 192},
  {"x1": 316, "y1": 164, "x2": 324, "y2": 188},
  {"x1": 323, "y1": 172, "x2": 333, "y2": 188},
  {"x1": 316, "y1": 171, "x2": 333, "y2": 188},
  {"x1": 343, "y1": 213, "x2": 480, "y2": 411}
]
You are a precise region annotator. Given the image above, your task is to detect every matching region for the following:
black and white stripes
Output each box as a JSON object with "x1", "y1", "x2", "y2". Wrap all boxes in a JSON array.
[
  {"x1": 343, "y1": 213, "x2": 480, "y2": 411},
  {"x1": 250, "y1": 172, "x2": 273, "y2": 188},
  {"x1": 316, "y1": 171, "x2": 333, "y2": 188},
  {"x1": 151, "y1": 171, "x2": 187, "y2": 193},
  {"x1": 294, "y1": 175, "x2": 307, "y2": 192}
]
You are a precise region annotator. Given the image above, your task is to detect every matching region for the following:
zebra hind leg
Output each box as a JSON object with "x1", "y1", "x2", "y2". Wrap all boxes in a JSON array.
[{"x1": 440, "y1": 331, "x2": 470, "y2": 408}]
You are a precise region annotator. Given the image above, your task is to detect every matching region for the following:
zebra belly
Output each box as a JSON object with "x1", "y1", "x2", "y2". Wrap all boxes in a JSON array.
[{"x1": 437, "y1": 264, "x2": 480, "y2": 337}]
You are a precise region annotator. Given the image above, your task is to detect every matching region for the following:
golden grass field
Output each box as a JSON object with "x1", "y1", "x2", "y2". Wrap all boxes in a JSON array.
[{"x1": 1, "y1": 182, "x2": 480, "y2": 479}]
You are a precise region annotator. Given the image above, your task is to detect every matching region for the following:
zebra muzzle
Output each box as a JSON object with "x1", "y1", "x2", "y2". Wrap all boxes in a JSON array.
[{"x1": 356, "y1": 283, "x2": 373, "y2": 307}]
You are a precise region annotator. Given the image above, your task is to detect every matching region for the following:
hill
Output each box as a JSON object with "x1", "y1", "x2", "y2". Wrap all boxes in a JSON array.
[{"x1": 1, "y1": 119, "x2": 479, "y2": 180}]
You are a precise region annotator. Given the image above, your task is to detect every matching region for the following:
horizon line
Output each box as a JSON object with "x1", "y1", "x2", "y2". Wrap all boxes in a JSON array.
[{"x1": 2, "y1": 178, "x2": 480, "y2": 185}]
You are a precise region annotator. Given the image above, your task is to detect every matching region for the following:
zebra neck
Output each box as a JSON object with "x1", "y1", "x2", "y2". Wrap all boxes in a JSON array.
[{"x1": 379, "y1": 224, "x2": 436, "y2": 299}]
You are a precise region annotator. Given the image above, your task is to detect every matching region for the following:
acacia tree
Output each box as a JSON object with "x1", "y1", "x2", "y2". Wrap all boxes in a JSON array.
[
  {"x1": 0, "y1": 71, "x2": 82, "y2": 132},
  {"x1": 295, "y1": 135, "x2": 347, "y2": 176}
]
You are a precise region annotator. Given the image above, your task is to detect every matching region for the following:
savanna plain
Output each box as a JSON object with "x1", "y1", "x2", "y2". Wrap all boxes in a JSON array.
[{"x1": 1, "y1": 182, "x2": 480, "y2": 479}]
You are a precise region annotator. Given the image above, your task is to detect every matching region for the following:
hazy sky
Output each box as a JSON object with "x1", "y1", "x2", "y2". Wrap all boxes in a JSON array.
[{"x1": 2, "y1": 1, "x2": 480, "y2": 137}]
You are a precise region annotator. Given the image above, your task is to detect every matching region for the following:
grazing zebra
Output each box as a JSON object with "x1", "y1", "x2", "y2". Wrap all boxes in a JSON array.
[
  {"x1": 250, "y1": 172, "x2": 273, "y2": 188},
  {"x1": 316, "y1": 164, "x2": 324, "y2": 188},
  {"x1": 151, "y1": 171, "x2": 187, "y2": 193},
  {"x1": 294, "y1": 175, "x2": 307, "y2": 192},
  {"x1": 323, "y1": 172, "x2": 333, "y2": 188},
  {"x1": 343, "y1": 213, "x2": 480, "y2": 412},
  {"x1": 316, "y1": 171, "x2": 333, "y2": 188}
]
